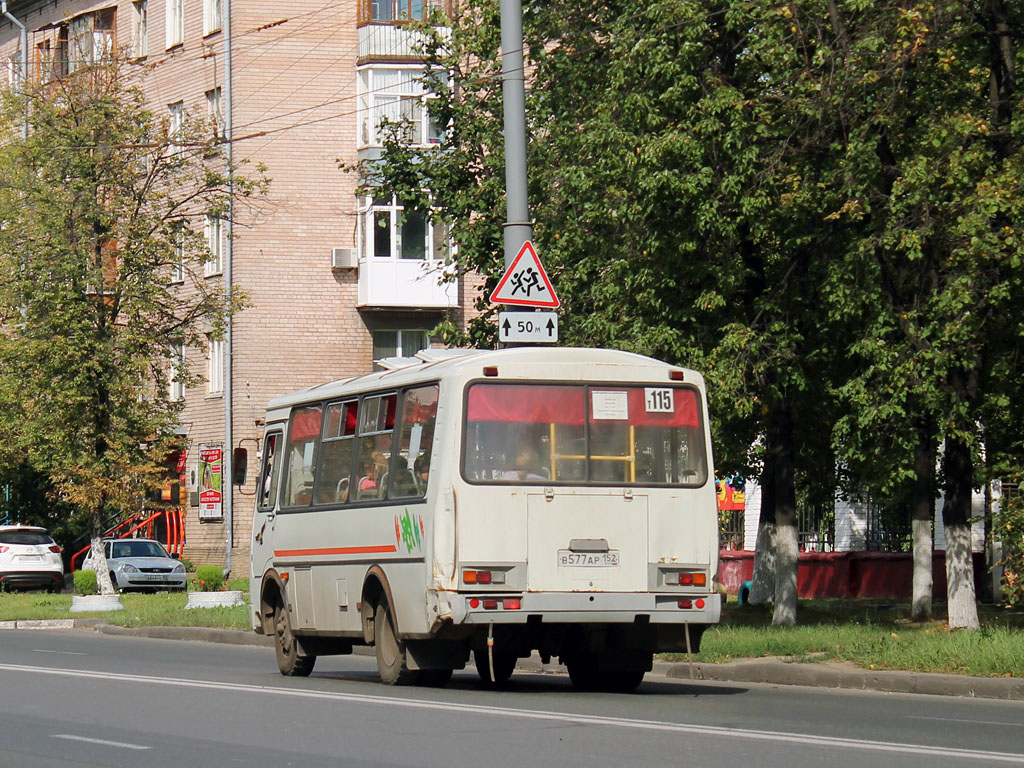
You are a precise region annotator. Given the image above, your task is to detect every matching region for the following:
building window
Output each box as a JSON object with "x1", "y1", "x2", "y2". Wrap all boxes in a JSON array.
[
  {"x1": 205, "y1": 87, "x2": 223, "y2": 140},
  {"x1": 360, "y1": 195, "x2": 450, "y2": 261},
  {"x1": 168, "y1": 101, "x2": 184, "y2": 157},
  {"x1": 207, "y1": 336, "x2": 224, "y2": 394},
  {"x1": 170, "y1": 222, "x2": 184, "y2": 283},
  {"x1": 34, "y1": 40, "x2": 53, "y2": 82},
  {"x1": 67, "y1": 9, "x2": 115, "y2": 72},
  {"x1": 203, "y1": 0, "x2": 223, "y2": 35},
  {"x1": 372, "y1": 329, "x2": 431, "y2": 362},
  {"x1": 7, "y1": 53, "x2": 20, "y2": 87},
  {"x1": 166, "y1": 0, "x2": 184, "y2": 49},
  {"x1": 169, "y1": 344, "x2": 186, "y2": 401},
  {"x1": 133, "y1": 1, "x2": 149, "y2": 58},
  {"x1": 359, "y1": 0, "x2": 453, "y2": 23},
  {"x1": 357, "y1": 67, "x2": 442, "y2": 149},
  {"x1": 204, "y1": 215, "x2": 223, "y2": 276}
]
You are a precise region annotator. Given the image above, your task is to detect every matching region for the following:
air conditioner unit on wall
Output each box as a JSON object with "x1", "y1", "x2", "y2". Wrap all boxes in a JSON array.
[{"x1": 331, "y1": 247, "x2": 357, "y2": 269}]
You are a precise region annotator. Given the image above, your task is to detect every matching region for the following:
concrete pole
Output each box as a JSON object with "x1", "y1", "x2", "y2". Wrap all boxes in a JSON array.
[
  {"x1": 1, "y1": 2, "x2": 27, "y2": 140},
  {"x1": 500, "y1": 0, "x2": 531, "y2": 269},
  {"x1": 222, "y1": 0, "x2": 234, "y2": 577}
]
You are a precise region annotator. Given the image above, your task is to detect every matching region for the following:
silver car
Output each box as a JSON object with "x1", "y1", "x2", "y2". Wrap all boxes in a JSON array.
[{"x1": 82, "y1": 538, "x2": 187, "y2": 592}]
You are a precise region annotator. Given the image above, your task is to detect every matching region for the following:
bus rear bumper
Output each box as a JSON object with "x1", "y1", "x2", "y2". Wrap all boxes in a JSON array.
[{"x1": 449, "y1": 591, "x2": 720, "y2": 626}]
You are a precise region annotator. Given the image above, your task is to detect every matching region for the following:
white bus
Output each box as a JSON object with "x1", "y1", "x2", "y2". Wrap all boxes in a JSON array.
[{"x1": 248, "y1": 347, "x2": 720, "y2": 690}]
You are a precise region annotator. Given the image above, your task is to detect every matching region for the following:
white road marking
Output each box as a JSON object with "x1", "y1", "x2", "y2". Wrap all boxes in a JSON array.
[
  {"x1": 2, "y1": 663, "x2": 1020, "y2": 764},
  {"x1": 33, "y1": 649, "x2": 87, "y2": 656},
  {"x1": 52, "y1": 734, "x2": 151, "y2": 750}
]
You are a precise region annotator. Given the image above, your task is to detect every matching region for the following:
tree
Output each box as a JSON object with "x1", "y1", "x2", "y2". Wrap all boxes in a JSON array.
[
  {"x1": 365, "y1": 0, "x2": 1024, "y2": 629},
  {"x1": 0, "y1": 62, "x2": 264, "y2": 594}
]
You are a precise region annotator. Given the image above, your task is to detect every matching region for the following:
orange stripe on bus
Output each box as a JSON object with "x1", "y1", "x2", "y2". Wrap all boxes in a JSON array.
[{"x1": 274, "y1": 545, "x2": 398, "y2": 557}]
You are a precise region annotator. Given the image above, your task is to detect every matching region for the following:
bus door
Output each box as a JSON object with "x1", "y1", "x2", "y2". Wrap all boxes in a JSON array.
[
  {"x1": 251, "y1": 429, "x2": 284, "y2": 582},
  {"x1": 464, "y1": 382, "x2": 707, "y2": 593}
]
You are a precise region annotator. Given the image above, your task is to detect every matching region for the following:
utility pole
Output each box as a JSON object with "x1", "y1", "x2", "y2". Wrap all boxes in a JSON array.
[{"x1": 500, "y1": 0, "x2": 531, "y2": 270}]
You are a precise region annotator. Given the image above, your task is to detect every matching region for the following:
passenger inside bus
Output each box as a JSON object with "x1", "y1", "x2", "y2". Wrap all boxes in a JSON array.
[{"x1": 502, "y1": 444, "x2": 548, "y2": 481}]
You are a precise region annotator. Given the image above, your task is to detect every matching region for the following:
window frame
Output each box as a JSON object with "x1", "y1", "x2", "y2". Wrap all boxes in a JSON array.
[
  {"x1": 165, "y1": 0, "x2": 184, "y2": 49},
  {"x1": 203, "y1": 0, "x2": 223, "y2": 36},
  {"x1": 168, "y1": 100, "x2": 185, "y2": 157},
  {"x1": 132, "y1": 1, "x2": 149, "y2": 58},
  {"x1": 258, "y1": 431, "x2": 284, "y2": 511},
  {"x1": 207, "y1": 335, "x2": 224, "y2": 394},
  {"x1": 169, "y1": 344, "x2": 186, "y2": 401},
  {"x1": 277, "y1": 383, "x2": 439, "y2": 514},
  {"x1": 204, "y1": 214, "x2": 223, "y2": 276},
  {"x1": 460, "y1": 380, "x2": 709, "y2": 489},
  {"x1": 358, "y1": 194, "x2": 448, "y2": 262}
]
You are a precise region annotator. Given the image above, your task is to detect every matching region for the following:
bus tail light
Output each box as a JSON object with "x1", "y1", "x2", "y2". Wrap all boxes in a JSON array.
[
  {"x1": 664, "y1": 570, "x2": 707, "y2": 587},
  {"x1": 502, "y1": 598, "x2": 521, "y2": 610},
  {"x1": 463, "y1": 569, "x2": 505, "y2": 585},
  {"x1": 678, "y1": 599, "x2": 692, "y2": 609}
]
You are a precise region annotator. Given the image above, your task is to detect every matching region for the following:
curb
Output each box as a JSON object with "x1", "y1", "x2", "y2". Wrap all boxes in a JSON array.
[
  {"x1": 661, "y1": 659, "x2": 1024, "y2": 701},
  {"x1": 3, "y1": 621, "x2": 1020, "y2": 700}
]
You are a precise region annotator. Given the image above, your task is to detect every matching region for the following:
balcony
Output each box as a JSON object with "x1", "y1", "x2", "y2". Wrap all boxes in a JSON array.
[{"x1": 357, "y1": 257, "x2": 457, "y2": 309}]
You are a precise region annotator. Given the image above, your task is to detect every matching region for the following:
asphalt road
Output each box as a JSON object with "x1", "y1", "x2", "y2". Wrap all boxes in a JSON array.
[{"x1": 1, "y1": 629, "x2": 1022, "y2": 768}]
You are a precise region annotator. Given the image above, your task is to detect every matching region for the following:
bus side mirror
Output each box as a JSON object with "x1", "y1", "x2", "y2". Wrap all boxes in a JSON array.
[{"x1": 232, "y1": 447, "x2": 248, "y2": 486}]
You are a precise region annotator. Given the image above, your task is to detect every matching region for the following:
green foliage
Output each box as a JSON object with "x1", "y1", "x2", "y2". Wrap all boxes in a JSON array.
[
  {"x1": 994, "y1": 485, "x2": 1024, "y2": 608},
  {"x1": 192, "y1": 565, "x2": 225, "y2": 592},
  {"x1": 179, "y1": 557, "x2": 195, "y2": 573},
  {"x1": 73, "y1": 569, "x2": 98, "y2": 595}
]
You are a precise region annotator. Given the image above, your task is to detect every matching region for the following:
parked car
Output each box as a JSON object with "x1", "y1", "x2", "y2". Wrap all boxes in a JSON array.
[
  {"x1": 0, "y1": 524, "x2": 65, "y2": 593},
  {"x1": 82, "y1": 538, "x2": 187, "y2": 592}
]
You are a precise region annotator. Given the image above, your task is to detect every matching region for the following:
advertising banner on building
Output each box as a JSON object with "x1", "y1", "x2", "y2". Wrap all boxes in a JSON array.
[{"x1": 198, "y1": 446, "x2": 223, "y2": 521}]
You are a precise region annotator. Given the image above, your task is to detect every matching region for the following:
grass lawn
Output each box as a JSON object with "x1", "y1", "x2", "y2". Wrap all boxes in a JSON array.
[
  {"x1": 0, "y1": 577, "x2": 251, "y2": 631},
  {"x1": 2, "y1": 586, "x2": 1021, "y2": 678},
  {"x1": 673, "y1": 600, "x2": 1024, "y2": 679}
]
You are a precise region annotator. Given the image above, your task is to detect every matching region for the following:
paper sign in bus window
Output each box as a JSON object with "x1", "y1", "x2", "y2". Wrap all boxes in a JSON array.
[{"x1": 591, "y1": 390, "x2": 628, "y2": 420}]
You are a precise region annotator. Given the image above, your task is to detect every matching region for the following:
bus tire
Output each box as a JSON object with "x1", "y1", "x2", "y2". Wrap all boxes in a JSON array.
[
  {"x1": 604, "y1": 668, "x2": 645, "y2": 693},
  {"x1": 374, "y1": 597, "x2": 416, "y2": 685},
  {"x1": 273, "y1": 601, "x2": 315, "y2": 677},
  {"x1": 473, "y1": 648, "x2": 516, "y2": 686},
  {"x1": 566, "y1": 655, "x2": 601, "y2": 692}
]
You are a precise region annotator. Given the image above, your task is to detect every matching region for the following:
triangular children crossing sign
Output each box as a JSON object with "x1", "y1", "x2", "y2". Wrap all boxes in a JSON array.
[{"x1": 489, "y1": 241, "x2": 560, "y2": 308}]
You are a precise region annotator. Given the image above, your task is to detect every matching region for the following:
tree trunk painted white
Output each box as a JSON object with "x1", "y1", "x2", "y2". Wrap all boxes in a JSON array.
[
  {"x1": 90, "y1": 533, "x2": 116, "y2": 596},
  {"x1": 748, "y1": 520, "x2": 776, "y2": 605},
  {"x1": 911, "y1": 518, "x2": 933, "y2": 621},
  {"x1": 943, "y1": 522, "x2": 980, "y2": 630},
  {"x1": 772, "y1": 522, "x2": 798, "y2": 626}
]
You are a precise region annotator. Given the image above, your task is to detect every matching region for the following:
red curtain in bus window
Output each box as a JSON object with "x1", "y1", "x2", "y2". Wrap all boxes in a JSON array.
[
  {"x1": 623, "y1": 388, "x2": 700, "y2": 428},
  {"x1": 290, "y1": 406, "x2": 323, "y2": 441},
  {"x1": 467, "y1": 384, "x2": 586, "y2": 425}
]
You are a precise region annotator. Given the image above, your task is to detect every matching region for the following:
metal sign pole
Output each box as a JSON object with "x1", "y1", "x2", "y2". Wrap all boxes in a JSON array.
[{"x1": 500, "y1": 0, "x2": 532, "y2": 271}]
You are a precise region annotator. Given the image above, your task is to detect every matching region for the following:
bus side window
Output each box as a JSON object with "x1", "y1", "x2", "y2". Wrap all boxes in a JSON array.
[
  {"x1": 315, "y1": 401, "x2": 357, "y2": 504},
  {"x1": 282, "y1": 405, "x2": 323, "y2": 507},
  {"x1": 391, "y1": 384, "x2": 438, "y2": 498},
  {"x1": 259, "y1": 432, "x2": 283, "y2": 510},
  {"x1": 354, "y1": 393, "x2": 397, "y2": 500}
]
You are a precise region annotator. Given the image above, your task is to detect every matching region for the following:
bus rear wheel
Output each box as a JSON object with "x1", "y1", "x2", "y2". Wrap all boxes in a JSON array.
[
  {"x1": 374, "y1": 597, "x2": 417, "y2": 685},
  {"x1": 273, "y1": 601, "x2": 315, "y2": 677},
  {"x1": 474, "y1": 648, "x2": 516, "y2": 686}
]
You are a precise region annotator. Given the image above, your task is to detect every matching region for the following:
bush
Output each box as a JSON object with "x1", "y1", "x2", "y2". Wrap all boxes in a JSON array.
[
  {"x1": 192, "y1": 564, "x2": 225, "y2": 592},
  {"x1": 179, "y1": 557, "x2": 195, "y2": 573},
  {"x1": 994, "y1": 480, "x2": 1024, "y2": 608},
  {"x1": 73, "y1": 569, "x2": 98, "y2": 595}
]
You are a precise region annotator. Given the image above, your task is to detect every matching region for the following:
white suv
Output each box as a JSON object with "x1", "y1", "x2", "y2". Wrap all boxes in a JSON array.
[{"x1": 0, "y1": 525, "x2": 66, "y2": 593}]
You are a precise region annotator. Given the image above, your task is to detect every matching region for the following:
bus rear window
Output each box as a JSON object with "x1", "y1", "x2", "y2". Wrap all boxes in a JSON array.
[{"x1": 463, "y1": 383, "x2": 707, "y2": 486}]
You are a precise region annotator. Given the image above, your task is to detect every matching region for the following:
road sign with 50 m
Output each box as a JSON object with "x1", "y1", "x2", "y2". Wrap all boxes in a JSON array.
[{"x1": 499, "y1": 311, "x2": 558, "y2": 343}]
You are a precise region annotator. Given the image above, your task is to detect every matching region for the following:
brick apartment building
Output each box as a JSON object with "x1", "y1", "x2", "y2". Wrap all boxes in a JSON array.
[{"x1": 0, "y1": 0, "x2": 478, "y2": 571}]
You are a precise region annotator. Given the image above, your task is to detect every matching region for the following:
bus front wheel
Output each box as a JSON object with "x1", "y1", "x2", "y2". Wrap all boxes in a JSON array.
[
  {"x1": 273, "y1": 601, "x2": 315, "y2": 677},
  {"x1": 374, "y1": 597, "x2": 416, "y2": 685}
]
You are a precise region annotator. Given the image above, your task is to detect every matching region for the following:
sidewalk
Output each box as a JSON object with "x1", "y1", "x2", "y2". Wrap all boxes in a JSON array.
[{"x1": 3, "y1": 619, "x2": 1021, "y2": 701}]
